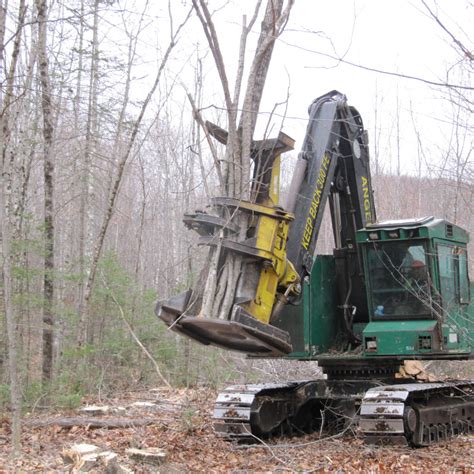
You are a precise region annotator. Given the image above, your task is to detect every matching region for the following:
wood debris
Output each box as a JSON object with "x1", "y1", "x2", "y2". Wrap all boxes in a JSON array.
[
  {"x1": 396, "y1": 360, "x2": 438, "y2": 381},
  {"x1": 129, "y1": 401, "x2": 156, "y2": 408},
  {"x1": 79, "y1": 405, "x2": 126, "y2": 416},
  {"x1": 28, "y1": 417, "x2": 155, "y2": 429},
  {"x1": 79, "y1": 405, "x2": 110, "y2": 416},
  {"x1": 61, "y1": 443, "x2": 102, "y2": 472},
  {"x1": 125, "y1": 447, "x2": 167, "y2": 466},
  {"x1": 62, "y1": 444, "x2": 127, "y2": 473},
  {"x1": 1, "y1": 387, "x2": 471, "y2": 472}
]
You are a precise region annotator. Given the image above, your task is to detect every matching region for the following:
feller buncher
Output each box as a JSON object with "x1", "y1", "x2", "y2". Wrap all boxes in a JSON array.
[{"x1": 156, "y1": 91, "x2": 473, "y2": 446}]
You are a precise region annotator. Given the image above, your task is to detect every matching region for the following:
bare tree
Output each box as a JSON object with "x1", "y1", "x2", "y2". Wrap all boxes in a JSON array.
[
  {"x1": 0, "y1": 0, "x2": 26, "y2": 457},
  {"x1": 420, "y1": 0, "x2": 473, "y2": 226},
  {"x1": 36, "y1": 0, "x2": 55, "y2": 385},
  {"x1": 190, "y1": 0, "x2": 295, "y2": 320},
  {"x1": 77, "y1": 0, "x2": 99, "y2": 346},
  {"x1": 76, "y1": 6, "x2": 192, "y2": 346}
]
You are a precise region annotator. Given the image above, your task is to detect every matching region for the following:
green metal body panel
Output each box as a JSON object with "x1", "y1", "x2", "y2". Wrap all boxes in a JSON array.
[
  {"x1": 285, "y1": 217, "x2": 473, "y2": 361},
  {"x1": 364, "y1": 320, "x2": 436, "y2": 356},
  {"x1": 364, "y1": 321, "x2": 436, "y2": 357},
  {"x1": 356, "y1": 217, "x2": 469, "y2": 246},
  {"x1": 363, "y1": 320, "x2": 470, "y2": 357},
  {"x1": 286, "y1": 255, "x2": 338, "y2": 358},
  {"x1": 304, "y1": 255, "x2": 339, "y2": 355}
]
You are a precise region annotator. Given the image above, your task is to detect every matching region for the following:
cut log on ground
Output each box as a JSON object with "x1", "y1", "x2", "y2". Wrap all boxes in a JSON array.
[
  {"x1": 79, "y1": 405, "x2": 110, "y2": 416},
  {"x1": 62, "y1": 444, "x2": 124, "y2": 473},
  {"x1": 61, "y1": 444, "x2": 101, "y2": 472},
  {"x1": 28, "y1": 417, "x2": 157, "y2": 429},
  {"x1": 125, "y1": 447, "x2": 167, "y2": 466}
]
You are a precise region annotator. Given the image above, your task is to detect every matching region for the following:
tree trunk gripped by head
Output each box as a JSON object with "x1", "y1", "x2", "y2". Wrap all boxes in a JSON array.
[{"x1": 190, "y1": 0, "x2": 295, "y2": 321}]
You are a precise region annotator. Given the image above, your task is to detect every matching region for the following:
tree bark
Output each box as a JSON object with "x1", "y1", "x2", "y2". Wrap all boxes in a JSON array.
[
  {"x1": 0, "y1": 0, "x2": 27, "y2": 456},
  {"x1": 0, "y1": 164, "x2": 22, "y2": 457},
  {"x1": 27, "y1": 417, "x2": 156, "y2": 428},
  {"x1": 36, "y1": 0, "x2": 55, "y2": 386},
  {"x1": 77, "y1": 0, "x2": 99, "y2": 347},
  {"x1": 192, "y1": 0, "x2": 294, "y2": 321}
]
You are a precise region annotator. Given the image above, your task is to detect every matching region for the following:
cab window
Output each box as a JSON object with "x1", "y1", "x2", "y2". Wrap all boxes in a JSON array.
[
  {"x1": 438, "y1": 244, "x2": 456, "y2": 313},
  {"x1": 367, "y1": 241, "x2": 431, "y2": 319},
  {"x1": 456, "y1": 248, "x2": 470, "y2": 304},
  {"x1": 437, "y1": 244, "x2": 470, "y2": 309}
]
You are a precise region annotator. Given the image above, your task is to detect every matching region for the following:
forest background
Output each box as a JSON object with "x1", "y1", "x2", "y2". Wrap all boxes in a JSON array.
[{"x1": 0, "y1": 0, "x2": 472, "y2": 438}]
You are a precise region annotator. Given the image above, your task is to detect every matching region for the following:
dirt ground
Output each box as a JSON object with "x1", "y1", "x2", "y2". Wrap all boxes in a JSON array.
[{"x1": 0, "y1": 387, "x2": 472, "y2": 473}]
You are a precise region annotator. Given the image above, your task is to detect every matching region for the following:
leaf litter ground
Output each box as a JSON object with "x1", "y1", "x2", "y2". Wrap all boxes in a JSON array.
[{"x1": 0, "y1": 387, "x2": 472, "y2": 472}]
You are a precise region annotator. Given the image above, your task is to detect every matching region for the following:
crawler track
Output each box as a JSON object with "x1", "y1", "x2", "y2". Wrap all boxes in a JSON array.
[
  {"x1": 213, "y1": 382, "x2": 302, "y2": 440},
  {"x1": 359, "y1": 382, "x2": 474, "y2": 446},
  {"x1": 213, "y1": 380, "x2": 474, "y2": 446}
]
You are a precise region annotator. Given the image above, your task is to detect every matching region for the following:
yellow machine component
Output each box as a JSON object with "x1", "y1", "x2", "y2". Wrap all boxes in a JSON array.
[
  {"x1": 268, "y1": 149, "x2": 281, "y2": 206},
  {"x1": 240, "y1": 217, "x2": 299, "y2": 324},
  {"x1": 240, "y1": 151, "x2": 301, "y2": 324},
  {"x1": 156, "y1": 129, "x2": 299, "y2": 356}
]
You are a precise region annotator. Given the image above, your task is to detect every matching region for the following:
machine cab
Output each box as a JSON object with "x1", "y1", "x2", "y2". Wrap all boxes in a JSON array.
[{"x1": 357, "y1": 217, "x2": 472, "y2": 358}]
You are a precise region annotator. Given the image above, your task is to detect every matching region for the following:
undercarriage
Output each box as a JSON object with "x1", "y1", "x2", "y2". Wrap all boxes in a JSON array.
[{"x1": 213, "y1": 360, "x2": 474, "y2": 446}]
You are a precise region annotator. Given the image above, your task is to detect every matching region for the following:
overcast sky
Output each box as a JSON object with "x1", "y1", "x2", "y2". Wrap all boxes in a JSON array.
[
  {"x1": 172, "y1": 0, "x2": 472, "y2": 176},
  {"x1": 109, "y1": 1, "x2": 471, "y2": 178}
]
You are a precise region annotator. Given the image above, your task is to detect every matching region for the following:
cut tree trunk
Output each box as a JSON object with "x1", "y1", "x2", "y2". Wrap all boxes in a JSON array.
[
  {"x1": 192, "y1": 0, "x2": 294, "y2": 322},
  {"x1": 27, "y1": 417, "x2": 157, "y2": 429}
]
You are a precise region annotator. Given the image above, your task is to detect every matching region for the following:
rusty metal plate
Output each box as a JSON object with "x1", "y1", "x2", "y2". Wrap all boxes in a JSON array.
[
  {"x1": 216, "y1": 393, "x2": 255, "y2": 405},
  {"x1": 360, "y1": 402, "x2": 405, "y2": 417},
  {"x1": 213, "y1": 407, "x2": 251, "y2": 420},
  {"x1": 363, "y1": 389, "x2": 409, "y2": 401},
  {"x1": 359, "y1": 418, "x2": 404, "y2": 433}
]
